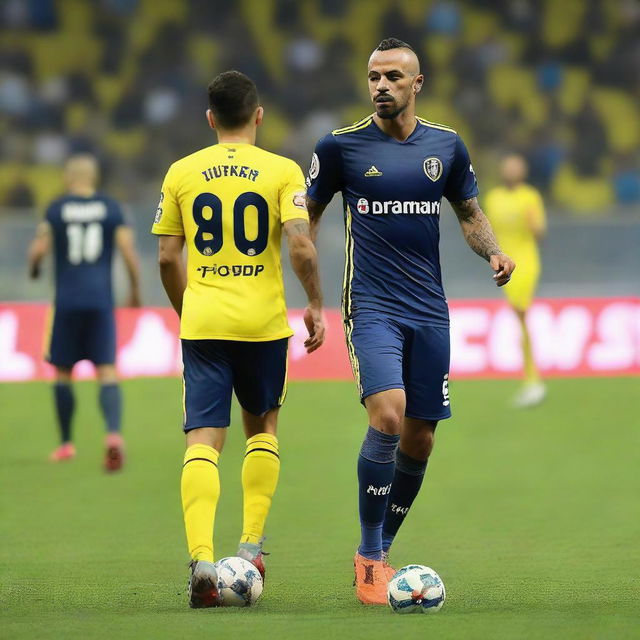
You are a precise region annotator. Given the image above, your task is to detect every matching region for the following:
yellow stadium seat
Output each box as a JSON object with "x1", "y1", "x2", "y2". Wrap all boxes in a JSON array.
[
  {"x1": 28, "y1": 33, "x2": 101, "y2": 79},
  {"x1": 25, "y1": 165, "x2": 65, "y2": 210},
  {"x1": 551, "y1": 164, "x2": 614, "y2": 214},
  {"x1": 256, "y1": 103, "x2": 290, "y2": 151},
  {"x1": 0, "y1": 163, "x2": 27, "y2": 204},
  {"x1": 591, "y1": 88, "x2": 640, "y2": 153},
  {"x1": 103, "y1": 128, "x2": 147, "y2": 159},
  {"x1": 94, "y1": 76, "x2": 128, "y2": 113},
  {"x1": 462, "y1": 8, "x2": 499, "y2": 46},
  {"x1": 423, "y1": 35, "x2": 457, "y2": 70},
  {"x1": 188, "y1": 36, "x2": 220, "y2": 84},
  {"x1": 557, "y1": 67, "x2": 591, "y2": 115},
  {"x1": 542, "y1": 0, "x2": 585, "y2": 48}
]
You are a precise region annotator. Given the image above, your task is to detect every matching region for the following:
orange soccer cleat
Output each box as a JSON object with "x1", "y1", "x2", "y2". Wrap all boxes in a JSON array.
[
  {"x1": 104, "y1": 433, "x2": 125, "y2": 472},
  {"x1": 49, "y1": 442, "x2": 76, "y2": 462},
  {"x1": 381, "y1": 550, "x2": 397, "y2": 582},
  {"x1": 353, "y1": 552, "x2": 389, "y2": 605}
]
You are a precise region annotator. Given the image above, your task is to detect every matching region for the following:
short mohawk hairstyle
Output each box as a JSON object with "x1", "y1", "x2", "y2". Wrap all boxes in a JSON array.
[{"x1": 376, "y1": 37, "x2": 415, "y2": 52}]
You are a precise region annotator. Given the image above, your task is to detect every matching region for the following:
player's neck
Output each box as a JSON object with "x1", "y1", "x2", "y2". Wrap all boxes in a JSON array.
[
  {"x1": 215, "y1": 127, "x2": 256, "y2": 146},
  {"x1": 373, "y1": 108, "x2": 417, "y2": 142},
  {"x1": 68, "y1": 185, "x2": 96, "y2": 198}
]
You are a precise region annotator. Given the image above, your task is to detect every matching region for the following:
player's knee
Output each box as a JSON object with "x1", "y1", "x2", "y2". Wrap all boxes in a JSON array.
[{"x1": 371, "y1": 408, "x2": 403, "y2": 434}]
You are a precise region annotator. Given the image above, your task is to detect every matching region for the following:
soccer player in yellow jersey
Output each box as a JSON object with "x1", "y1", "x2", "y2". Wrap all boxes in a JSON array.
[
  {"x1": 484, "y1": 154, "x2": 547, "y2": 407},
  {"x1": 151, "y1": 71, "x2": 325, "y2": 608}
]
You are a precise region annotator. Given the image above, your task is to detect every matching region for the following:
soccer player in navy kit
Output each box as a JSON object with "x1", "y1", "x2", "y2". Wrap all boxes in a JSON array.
[
  {"x1": 306, "y1": 39, "x2": 516, "y2": 604},
  {"x1": 28, "y1": 155, "x2": 141, "y2": 471}
]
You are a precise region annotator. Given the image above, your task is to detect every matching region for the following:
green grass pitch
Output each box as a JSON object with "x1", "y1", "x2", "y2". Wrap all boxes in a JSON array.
[{"x1": 1, "y1": 378, "x2": 639, "y2": 639}]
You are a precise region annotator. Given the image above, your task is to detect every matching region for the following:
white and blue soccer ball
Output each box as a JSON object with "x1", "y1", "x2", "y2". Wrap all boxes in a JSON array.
[
  {"x1": 387, "y1": 565, "x2": 446, "y2": 614},
  {"x1": 213, "y1": 556, "x2": 263, "y2": 607}
]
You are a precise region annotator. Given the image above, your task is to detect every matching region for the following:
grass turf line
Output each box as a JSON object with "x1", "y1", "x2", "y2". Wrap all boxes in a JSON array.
[{"x1": 0, "y1": 378, "x2": 639, "y2": 639}]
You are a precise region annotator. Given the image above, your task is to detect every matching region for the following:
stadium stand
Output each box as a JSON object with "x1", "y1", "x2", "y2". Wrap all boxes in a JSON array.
[{"x1": 0, "y1": 0, "x2": 638, "y2": 213}]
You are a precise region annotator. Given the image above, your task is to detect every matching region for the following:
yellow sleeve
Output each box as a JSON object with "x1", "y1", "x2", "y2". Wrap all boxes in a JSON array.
[
  {"x1": 151, "y1": 164, "x2": 184, "y2": 236},
  {"x1": 279, "y1": 161, "x2": 309, "y2": 223}
]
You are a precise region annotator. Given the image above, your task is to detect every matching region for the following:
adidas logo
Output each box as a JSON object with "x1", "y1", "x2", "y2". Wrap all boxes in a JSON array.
[{"x1": 364, "y1": 165, "x2": 383, "y2": 177}]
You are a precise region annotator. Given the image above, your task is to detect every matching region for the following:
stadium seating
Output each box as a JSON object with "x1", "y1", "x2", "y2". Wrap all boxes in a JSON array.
[{"x1": 0, "y1": 0, "x2": 638, "y2": 212}]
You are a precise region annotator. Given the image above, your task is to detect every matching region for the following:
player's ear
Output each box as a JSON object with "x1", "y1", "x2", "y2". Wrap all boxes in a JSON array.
[
  {"x1": 255, "y1": 106, "x2": 264, "y2": 128},
  {"x1": 414, "y1": 74, "x2": 424, "y2": 95},
  {"x1": 206, "y1": 109, "x2": 216, "y2": 130}
]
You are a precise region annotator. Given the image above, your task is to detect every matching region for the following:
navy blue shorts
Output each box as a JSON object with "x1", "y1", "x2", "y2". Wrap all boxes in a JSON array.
[
  {"x1": 47, "y1": 307, "x2": 116, "y2": 368},
  {"x1": 181, "y1": 338, "x2": 289, "y2": 431},
  {"x1": 345, "y1": 312, "x2": 451, "y2": 421}
]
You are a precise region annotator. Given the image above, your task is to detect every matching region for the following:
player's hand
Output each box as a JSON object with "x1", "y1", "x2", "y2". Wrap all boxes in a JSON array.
[
  {"x1": 29, "y1": 263, "x2": 40, "y2": 280},
  {"x1": 303, "y1": 305, "x2": 326, "y2": 354},
  {"x1": 490, "y1": 253, "x2": 515, "y2": 287},
  {"x1": 126, "y1": 289, "x2": 142, "y2": 308}
]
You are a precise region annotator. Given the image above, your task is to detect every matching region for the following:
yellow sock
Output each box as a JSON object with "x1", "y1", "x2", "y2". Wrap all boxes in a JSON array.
[
  {"x1": 521, "y1": 321, "x2": 540, "y2": 384},
  {"x1": 181, "y1": 444, "x2": 220, "y2": 562},
  {"x1": 241, "y1": 433, "x2": 280, "y2": 545}
]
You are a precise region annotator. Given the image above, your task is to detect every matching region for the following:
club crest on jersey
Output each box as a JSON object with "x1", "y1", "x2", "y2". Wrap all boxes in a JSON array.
[
  {"x1": 154, "y1": 192, "x2": 164, "y2": 223},
  {"x1": 308, "y1": 153, "x2": 320, "y2": 181},
  {"x1": 356, "y1": 198, "x2": 369, "y2": 213},
  {"x1": 423, "y1": 157, "x2": 443, "y2": 182},
  {"x1": 292, "y1": 191, "x2": 306, "y2": 209}
]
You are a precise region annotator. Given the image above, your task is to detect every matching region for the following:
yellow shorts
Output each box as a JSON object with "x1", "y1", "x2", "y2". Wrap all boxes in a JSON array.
[{"x1": 503, "y1": 264, "x2": 540, "y2": 311}]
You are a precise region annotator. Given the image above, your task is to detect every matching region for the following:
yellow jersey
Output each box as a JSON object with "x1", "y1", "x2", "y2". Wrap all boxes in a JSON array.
[
  {"x1": 483, "y1": 183, "x2": 545, "y2": 262},
  {"x1": 152, "y1": 143, "x2": 308, "y2": 341}
]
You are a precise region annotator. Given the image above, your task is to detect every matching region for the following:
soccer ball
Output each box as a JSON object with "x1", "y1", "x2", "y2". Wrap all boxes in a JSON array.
[
  {"x1": 213, "y1": 556, "x2": 263, "y2": 607},
  {"x1": 387, "y1": 565, "x2": 446, "y2": 614}
]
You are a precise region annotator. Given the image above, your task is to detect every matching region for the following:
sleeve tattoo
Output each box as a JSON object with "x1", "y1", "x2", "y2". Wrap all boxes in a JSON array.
[{"x1": 451, "y1": 197, "x2": 502, "y2": 261}]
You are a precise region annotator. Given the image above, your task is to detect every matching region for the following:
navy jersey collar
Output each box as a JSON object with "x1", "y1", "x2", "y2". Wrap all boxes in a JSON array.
[{"x1": 369, "y1": 117, "x2": 424, "y2": 145}]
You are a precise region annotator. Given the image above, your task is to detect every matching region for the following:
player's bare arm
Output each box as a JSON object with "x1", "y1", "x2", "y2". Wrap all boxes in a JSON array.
[
  {"x1": 115, "y1": 226, "x2": 142, "y2": 307},
  {"x1": 527, "y1": 208, "x2": 547, "y2": 241},
  {"x1": 451, "y1": 196, "x2": 516, "y2": 287},
  {"x1": 304, "y1": 195, "x2": 328, "y2": 243},
  {"x1": 157, "y1": 235, "x2": 187, "y2": 316},
  {"x1": 27, "y1": 222, "x2": 51, "y2": 279},
  {"x1": 283, "y1": 218, "x2": 325, "y2": 353}
]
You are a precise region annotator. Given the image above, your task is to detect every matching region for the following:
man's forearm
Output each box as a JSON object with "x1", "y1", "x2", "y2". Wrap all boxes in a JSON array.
[
  {"x1": 452, "y1": 197, "x2": 502, "y2": 261},
  {"x1": 290, "y1": 243, "x2": 322, "y2": 307},
  {"x1": 159, "y1": 260, "x2": 186, "y2": 316}
]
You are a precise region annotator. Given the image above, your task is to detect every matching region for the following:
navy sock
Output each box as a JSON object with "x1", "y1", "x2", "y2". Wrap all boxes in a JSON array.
[
  {"x1": 99, "y1": 384, "x2": 122, "y2": 433},
  {"x1": 357, "y1": 426, "x2": 399, "y2": 560},
  {"x1": 53, "y1": 383, "x2": 74, "y2": 444},
  {"x1": 381, "y1": 449, "x2": 428, "y2": 552}
]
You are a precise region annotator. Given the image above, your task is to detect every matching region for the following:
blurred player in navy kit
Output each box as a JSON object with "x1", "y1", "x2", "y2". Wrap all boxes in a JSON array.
[
  {"x1": 28, "y1": 155, "x2": 141, "y2": 471},
  {"x1": 306, "y1": 38, "x2": 516, "y2": 604}
]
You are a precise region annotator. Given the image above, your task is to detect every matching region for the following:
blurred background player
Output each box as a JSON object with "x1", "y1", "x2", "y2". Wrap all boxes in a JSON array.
[
  {"x1": 306, "y1": 38, "x2": 515, "y2": 605},
  {"x1": 27, "y1": 154, "x2": 141, "y2": 470},
  {"x1": 484, "y1": 154, "x2": 547, "y2": 407},
  {"x1": 152, "y1": 70, "x2": 324, "y2": 608}
]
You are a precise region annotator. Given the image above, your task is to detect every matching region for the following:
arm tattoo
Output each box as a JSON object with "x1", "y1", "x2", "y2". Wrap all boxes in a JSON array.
[
  {"x1": 286, "y1": 219, "x2": 311, "y2": 237},
  {"x1": 305, "y1": 195, "x2": 328, "y2": 242},
  {"x1": 451, "y1": 197, "x2": 502, "y2": 261},
  {"x1": 305, "y1": 195, "x2": 326, "y2": 222}
]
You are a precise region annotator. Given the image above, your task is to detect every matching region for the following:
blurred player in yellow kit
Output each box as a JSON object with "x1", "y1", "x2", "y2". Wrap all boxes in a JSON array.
[
  {"x1": 484, "y1": 154, "x2": 547, "y2": 407},
  {"x1": 152, "y1": 71, "x2": 325, "y2": 607}
]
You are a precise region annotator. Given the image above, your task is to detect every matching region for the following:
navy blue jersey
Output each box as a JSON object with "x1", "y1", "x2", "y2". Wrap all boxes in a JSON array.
[
  {"x1": 45, "y1": 194, "x2": 125, "y2": 309},
  {"x1": 307, "y1": 115, "x2": 478, "y2": 326}
]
